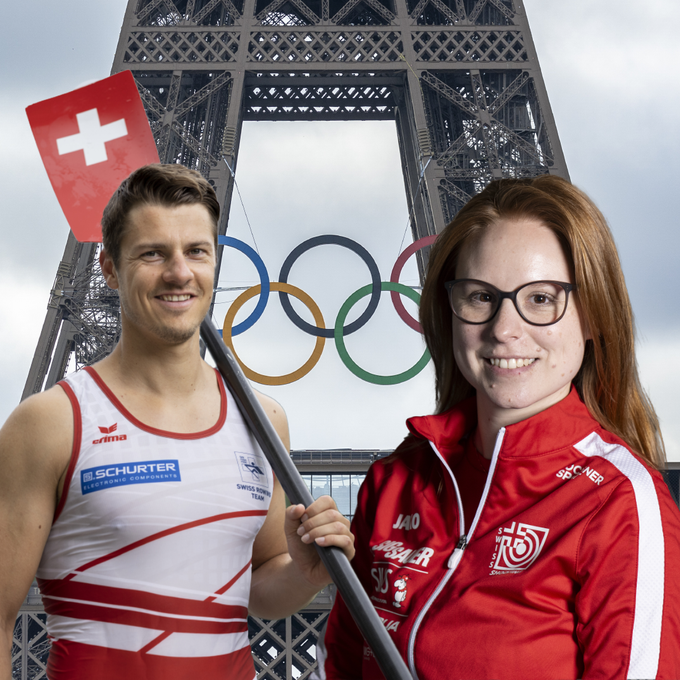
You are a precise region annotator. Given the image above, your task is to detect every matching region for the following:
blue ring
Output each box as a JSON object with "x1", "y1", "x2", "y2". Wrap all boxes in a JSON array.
[
  {"x1": 278, "y1": 235, "x2": 381, "y2": 338},
  {"x1": 218, "y1": 236, "x2": 270, "y2": 336}
]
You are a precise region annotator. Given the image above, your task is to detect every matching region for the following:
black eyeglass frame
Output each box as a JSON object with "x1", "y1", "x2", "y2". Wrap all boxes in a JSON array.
[{"x1": 444, "y1": 279, "x2": 577, "y2": 327}]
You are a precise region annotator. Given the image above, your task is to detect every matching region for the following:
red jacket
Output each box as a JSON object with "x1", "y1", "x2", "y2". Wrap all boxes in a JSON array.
[{"x1": 319, "y1": 390, "x2": 680, "y2": 679}]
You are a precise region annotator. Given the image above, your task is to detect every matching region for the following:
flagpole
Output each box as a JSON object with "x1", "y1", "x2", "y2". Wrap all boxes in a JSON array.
[{"x1": 200, "y1": 317, "x2": 413, "y2": 680}]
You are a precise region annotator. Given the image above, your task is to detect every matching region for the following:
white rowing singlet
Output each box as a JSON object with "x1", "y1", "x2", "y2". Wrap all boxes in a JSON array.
[{"x1": 36, "y1": 366, "x2": 273, "y2": 680}]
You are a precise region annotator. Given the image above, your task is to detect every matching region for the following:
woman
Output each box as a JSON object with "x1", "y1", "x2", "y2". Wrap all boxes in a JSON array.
[{"x1": 318, "y1": 176, "x2": 680, "y2": 679}]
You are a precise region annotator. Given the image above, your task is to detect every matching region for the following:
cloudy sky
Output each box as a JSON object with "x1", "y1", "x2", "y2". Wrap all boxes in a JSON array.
[{"x1": 1, "y1": 0, "x2": 678, "y2": 459}]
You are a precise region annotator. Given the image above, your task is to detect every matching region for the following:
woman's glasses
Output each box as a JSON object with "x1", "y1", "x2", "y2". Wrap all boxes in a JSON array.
[{"x1": 444, "y1": 279, "x2": 576, "y2": 326}]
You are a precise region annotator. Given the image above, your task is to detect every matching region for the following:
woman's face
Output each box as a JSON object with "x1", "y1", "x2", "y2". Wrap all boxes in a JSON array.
[{"x1": 452, "y1": 218, "x2": 588, "y2": 425}]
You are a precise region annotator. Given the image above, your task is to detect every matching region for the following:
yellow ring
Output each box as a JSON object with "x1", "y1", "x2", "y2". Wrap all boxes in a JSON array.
[{"x1": 222, "y1": 283, "x2": 326, "y2": 385}]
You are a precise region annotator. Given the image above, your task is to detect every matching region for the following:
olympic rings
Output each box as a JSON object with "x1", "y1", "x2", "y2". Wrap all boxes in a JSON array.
[
  {"x1": 218, "y1": 235, "x2": 269, "y2": 335},
  {"x1": 222, "y1": 282, "x2": 326, "y2": 386},
  {"x1": 389, "y1": 235, "x2": 438, "y2": 333},
  {"x1": 278, "y1": 235, "x2": 381, "y2": 338},
  {"x1": 218, "y1": 234, "x2": 438, "y2": 385},
  {"x1": 334, "y1": 282, "x2": 431, "y2": 385}
]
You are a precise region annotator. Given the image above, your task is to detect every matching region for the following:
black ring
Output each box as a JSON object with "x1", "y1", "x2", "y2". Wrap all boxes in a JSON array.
[{"x1": 278, "y1": 235, "x2": 382, "y2": 338}]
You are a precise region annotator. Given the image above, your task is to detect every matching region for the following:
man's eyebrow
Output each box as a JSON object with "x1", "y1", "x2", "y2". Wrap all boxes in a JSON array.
[
  {"x1": 132, "y1": 243, "x2": 164, "y2": 251},
  {"x1": 131, "y1": 240, "x2": 214, "y2": 251},
  {"x1": 186, "y1": 240, "x2": 215, "y2": 248}
]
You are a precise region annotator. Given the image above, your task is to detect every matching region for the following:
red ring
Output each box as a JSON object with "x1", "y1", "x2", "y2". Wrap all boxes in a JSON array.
[{"x1": 389, "y1": 235, "x2": 438, "y2": 332}]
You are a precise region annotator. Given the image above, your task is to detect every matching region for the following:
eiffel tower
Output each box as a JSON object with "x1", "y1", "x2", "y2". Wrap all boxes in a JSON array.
[{"x1": 15, "y1": 0, "x2": 568, "y2": 677}]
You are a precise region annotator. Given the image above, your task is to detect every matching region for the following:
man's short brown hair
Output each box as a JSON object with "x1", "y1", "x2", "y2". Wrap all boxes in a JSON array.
[{"x1": 101, "y1": 164, "x2": 220, "y2": 265}]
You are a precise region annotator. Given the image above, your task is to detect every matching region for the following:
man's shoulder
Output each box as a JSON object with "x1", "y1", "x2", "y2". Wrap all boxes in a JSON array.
[
  {"x1": 1, "y1": 384, "x2": 74, "y2": 469},
  {"x1": 253, "y1": 389, "x2": 290, "y2": 451},
  {"x1": 7, "y1": 384, "x2": 73, "y2": 432}
]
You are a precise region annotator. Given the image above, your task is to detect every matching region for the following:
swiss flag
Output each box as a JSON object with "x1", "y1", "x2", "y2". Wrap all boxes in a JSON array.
[{"x1": 26, "y1": 70, "x2": 159, "y2": 243}]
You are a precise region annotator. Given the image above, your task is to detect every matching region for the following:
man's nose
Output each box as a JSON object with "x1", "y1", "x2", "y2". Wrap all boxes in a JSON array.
[{"x1": 163, "y1": 252, "x2": 193, "y2": 283}]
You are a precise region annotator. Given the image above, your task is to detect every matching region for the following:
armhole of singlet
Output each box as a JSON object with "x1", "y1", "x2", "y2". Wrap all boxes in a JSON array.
[
  {"x1": 53, "y1": 380, "x2": 82, "y2": 524},
  {"x1": 220, "y1": 374, "x2": 277, "y2": 484},
  {"x1": 214, "y1": 368, "x2": 228, "y2": 426}
]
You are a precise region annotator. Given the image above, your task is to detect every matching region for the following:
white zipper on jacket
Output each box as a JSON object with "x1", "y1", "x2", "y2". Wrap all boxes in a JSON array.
[{"x1": 406, "y1": 427, "x2": 506, "y2": 680}]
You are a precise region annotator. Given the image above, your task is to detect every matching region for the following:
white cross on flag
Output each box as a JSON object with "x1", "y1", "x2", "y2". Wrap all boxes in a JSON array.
[{"x1": 26, "y1": 70, "x2": 159, "y2": 242}]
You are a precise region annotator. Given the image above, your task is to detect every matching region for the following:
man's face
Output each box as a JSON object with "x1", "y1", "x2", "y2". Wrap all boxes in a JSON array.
[{"x1": 101, "y1": 202, "x2": 216, "y2": 346}]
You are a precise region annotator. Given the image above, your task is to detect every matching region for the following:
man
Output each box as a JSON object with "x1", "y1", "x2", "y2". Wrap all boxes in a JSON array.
[{"x1": 0, "y1": 164, "x2": 354, "y2": 679}]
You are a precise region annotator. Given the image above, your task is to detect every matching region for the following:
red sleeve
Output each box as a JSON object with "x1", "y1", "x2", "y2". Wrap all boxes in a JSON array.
[
  {"x1": 576, "y1": 466, "x2": 680, "y2": 680},
  {"x1": 321, "y1": 588, "x2": 367, "y2": 679},
  {"x1": 318, "y1": 467, "x2": 387, "y2": 680}
]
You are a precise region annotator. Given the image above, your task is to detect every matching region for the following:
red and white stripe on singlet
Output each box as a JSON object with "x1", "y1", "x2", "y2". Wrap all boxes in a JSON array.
[{"x1": 36, "y1": 366, "x2": 273, "y2": 680}]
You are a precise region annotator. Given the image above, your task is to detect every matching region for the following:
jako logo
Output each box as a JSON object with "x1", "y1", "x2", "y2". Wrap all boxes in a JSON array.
[
  {"x1": 392, "y1": 513, "x2": 421, "y2": 530},
  {"x1": 490, "y1": 522, "x2": 549, "y2": 574},
  {"x1": 99, "y1": 423, "x2": 117, "y2": 434}
]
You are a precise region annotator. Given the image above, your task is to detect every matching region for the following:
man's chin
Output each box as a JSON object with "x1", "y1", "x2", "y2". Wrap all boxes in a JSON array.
[{"x1": 150, "y1": 323, "x2": 200, "y2": 345}]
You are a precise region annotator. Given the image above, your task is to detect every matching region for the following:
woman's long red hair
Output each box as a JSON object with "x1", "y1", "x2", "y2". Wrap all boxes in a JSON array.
[{"x1": 420, "y1": 175, "x2": 665, "y2": 467}]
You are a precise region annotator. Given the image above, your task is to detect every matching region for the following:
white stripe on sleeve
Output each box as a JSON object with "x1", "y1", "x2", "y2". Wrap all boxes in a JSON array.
[{"x1": 575, "y1": 432, "x2": 664, "y2": 680}]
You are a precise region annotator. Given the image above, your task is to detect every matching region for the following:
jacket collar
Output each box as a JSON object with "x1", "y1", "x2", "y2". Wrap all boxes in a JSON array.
[{"x1": 407, "y1": 387, "x2": 598, "y2": 459}]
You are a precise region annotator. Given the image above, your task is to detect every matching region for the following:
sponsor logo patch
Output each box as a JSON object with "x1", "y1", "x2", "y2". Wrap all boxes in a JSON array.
[
  {"x1": 371, "y1": 540, "x2": 434, "y2": 568},
  {"x1": 391, "y1": 513, "x2": 421, "y2": 531},
  {"x1": 489, "y1": 522, "x2": 549, "y2": 574},
  {"x1": 556, "y1": 463, "x2": 604, "y2": 485},
  {"x1": 81, "y1": 459, "x2": 181, "y2": 494}
]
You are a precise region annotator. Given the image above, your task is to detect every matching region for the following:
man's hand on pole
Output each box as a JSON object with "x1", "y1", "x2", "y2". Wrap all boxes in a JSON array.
[{"x1": 286, "y1": 495, "x2": 355, "y2": 589}]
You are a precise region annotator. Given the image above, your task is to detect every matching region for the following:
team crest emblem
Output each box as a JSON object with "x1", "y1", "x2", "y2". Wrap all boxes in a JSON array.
[
  {"x1": 491, "y1": 522, "x2": 549, "y2": 573},
  {"x1": 235, "y1": 451, "x2": 269, "y2": 486}
]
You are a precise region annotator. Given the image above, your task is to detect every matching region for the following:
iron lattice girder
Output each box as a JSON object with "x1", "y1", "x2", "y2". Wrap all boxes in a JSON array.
[
  {"x1": 194, "y1": 0, "x2": 242, "y2": 22},
  {"x1": 249, "y1": 605, "x2": 332, "y2": 678},
  {"x1": 134, "y1": 70, "x2": 233, "y2": 172},
  {"x1": 133, "y1": 0, "x2": 515, "y2": 27},
  {"x1": 468, "y1": 0, "x2": 514, "y2": 23},
  {"x1": 410, "y1": 0, "x2": 461, "y2": 27},
  {"x1": 248, "y1": 28, "x2": 405, "y2": 63},
  {"x1": 57, "y1": 256, "x2": 121, "y2": 368},
  {"x1": 122, "y1": 27, "x2": 527, "y2": 66},
  {"x1": 243, "y1": 73, "x2": 400, "y2": 119},
  {"x1": 330, "y1": 0, "x2": 395, "y2": 25},
  {"x1": 257, "y1": 0, "x2": 321, "y2": 25},
  {"x1": 421, "y1": 70, "x2": 553, "y2": 168}
]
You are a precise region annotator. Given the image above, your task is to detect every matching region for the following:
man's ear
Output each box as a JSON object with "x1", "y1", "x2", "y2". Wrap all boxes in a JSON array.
[{"x1": 100, "y1": 249, "x2": 119, "y2": 290}]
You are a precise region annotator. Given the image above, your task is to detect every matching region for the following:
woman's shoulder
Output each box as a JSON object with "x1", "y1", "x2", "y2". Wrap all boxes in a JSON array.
[{"x1": 573, "y1": 425, "x2": 680, "y2": 526}]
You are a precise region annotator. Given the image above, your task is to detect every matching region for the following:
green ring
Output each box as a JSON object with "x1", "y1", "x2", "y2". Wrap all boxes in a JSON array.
[{"x1": 334, "y1": 282, "x2": 431, "y2": 385}]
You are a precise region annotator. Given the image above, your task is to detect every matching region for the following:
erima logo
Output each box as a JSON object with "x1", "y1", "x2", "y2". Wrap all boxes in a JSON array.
[
  {"x1": 81, "y1": 459, "x2": 181, "y2": 494},
  {"x1": 93, "y1": 423, "x2": 127, "y2": 445}
]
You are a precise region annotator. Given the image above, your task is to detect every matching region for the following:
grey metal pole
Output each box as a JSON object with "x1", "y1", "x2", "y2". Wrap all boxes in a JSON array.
[{"x1": 200, "y1": 317, "x2": 413, "y2": 680}]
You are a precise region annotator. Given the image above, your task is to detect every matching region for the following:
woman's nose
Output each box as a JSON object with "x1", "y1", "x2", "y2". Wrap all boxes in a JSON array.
[{"x1": 488, "y1": 298, "x2": 524, "y2": 341}]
